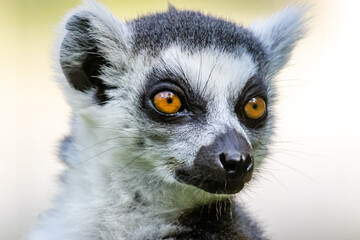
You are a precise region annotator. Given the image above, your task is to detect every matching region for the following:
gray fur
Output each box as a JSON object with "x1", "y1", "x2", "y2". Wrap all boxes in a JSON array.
[
  {"x1": 27, "y1": 1, "x2": 306, "y2": 239},
  {"x1": 130, "y1": 7, "x2": 267, "y2": 66}
]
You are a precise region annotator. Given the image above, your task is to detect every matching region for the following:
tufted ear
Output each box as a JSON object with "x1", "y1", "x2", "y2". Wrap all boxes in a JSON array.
[
  {"x1": 250, "y1": 5, "x2": 307, "y2": 76},
  {"x1": 59, "y1": 0, "x2": 131, "y2": 104}
]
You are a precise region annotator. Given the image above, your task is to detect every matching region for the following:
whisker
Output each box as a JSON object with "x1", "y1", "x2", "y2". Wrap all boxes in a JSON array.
[
  {"x1": 89, "y1": 126, "x2": 141, "y2": 134},
  {"x1": 212, "y1": 85, "x2": 227, "y2": 98},
  {"x1": 186, "y1": 188, "x2": 202, "y2": 209},
  {"x1": 262, "y1": 156, "x2": 316, "y2": 182},
  {"x1": 276, "y1": 84, "x2": 306, "y2": 89},
  {"x1": 74, "y1": 145, "x2": 132, "y2": 166},
  {"x1": 268, "y1": 148, "x2": 325, "y2": 158},
  {"x1": 78, "y1": 136, "x2": 140, "y2": 153},
  {"x1": 255, "y1": 165, "x2": 287, "y2": 189},
  {"x1": 277, "y1": 78, "x2": 307, "y2": 83},
  {"x1": 115, "y1": 150, "x2": 149, "y2": 174},
  {"x1": 167, "y1": 50, "x2": 188, "y2": 81},
  {"x1": 201, "y1": 51, "x2": 221, "y2": 97},
  {"x1": 196, "y1": 50, "x2": 203, "y2": 92}
]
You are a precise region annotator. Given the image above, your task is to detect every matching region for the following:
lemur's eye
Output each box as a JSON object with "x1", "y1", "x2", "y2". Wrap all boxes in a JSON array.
[
  {"x1": 153, "y1": 91, "x2": 182, "y2": 114},
  {"x1": 244, "y1": 97, "x2": 266, "y2": 119}
]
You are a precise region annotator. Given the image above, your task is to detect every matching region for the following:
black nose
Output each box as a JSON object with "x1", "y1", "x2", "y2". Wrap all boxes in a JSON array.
[
  {"x1": 219, "y1": 151, "x2": 253, "y2": 179},
  {"x1": 184, "y1": 129, "x2": 255, "y2": 194}
]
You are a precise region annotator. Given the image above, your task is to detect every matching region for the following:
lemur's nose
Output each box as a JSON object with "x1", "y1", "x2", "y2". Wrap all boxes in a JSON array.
[
  {"x1": 219, "y1": 151, "x2": 253, "y2": 179},
  {"x1": 190, "y1": 129, "x2": 255, "y2": 194}
]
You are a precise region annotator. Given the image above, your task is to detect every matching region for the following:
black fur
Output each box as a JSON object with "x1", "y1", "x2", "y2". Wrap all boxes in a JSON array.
[
  {"x1": 130, "y1": 8, "x2": 267, "y2": 67},
  {"x1": 60, "y1": 12, "x2": 116, "y2": 105},
  {"x1": 164, "y1": 200, "x2": 267, "y2": 240}
]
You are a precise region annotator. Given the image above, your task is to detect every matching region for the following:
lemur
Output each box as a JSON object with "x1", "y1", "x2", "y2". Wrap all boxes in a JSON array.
[{"x1": 28, "y1": 1, "x2": 306, "y2": 239}]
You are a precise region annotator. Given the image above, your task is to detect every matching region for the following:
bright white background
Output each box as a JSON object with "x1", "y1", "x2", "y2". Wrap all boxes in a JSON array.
[{"x1": 1, "y1": 0, "x2": 359, "y2": 239}]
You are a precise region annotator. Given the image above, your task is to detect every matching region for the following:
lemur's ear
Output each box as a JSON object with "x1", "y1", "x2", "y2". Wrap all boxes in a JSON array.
[
  {"x1": 60, "y1": 0, "x2": 131, "y2": 104},
  {"x1": 250, "y1": 5, "x2": 307, "y2": 75}
]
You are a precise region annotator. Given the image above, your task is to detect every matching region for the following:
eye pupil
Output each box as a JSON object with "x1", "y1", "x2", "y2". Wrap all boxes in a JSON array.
[
  {"x1": 167, "y1": 98, "x2": 173, "y2": 104},
  {"x1": 252, "y1": 103, "x2": 258, "y2": 110}
]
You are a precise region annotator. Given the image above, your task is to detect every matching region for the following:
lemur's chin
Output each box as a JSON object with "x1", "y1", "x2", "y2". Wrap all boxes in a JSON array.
[{"x1": 175, "y1": 167, "x2": 253, "y2": 195}]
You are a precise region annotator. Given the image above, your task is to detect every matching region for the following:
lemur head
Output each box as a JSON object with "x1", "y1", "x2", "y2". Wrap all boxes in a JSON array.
[{"x1": 58, "y1": 1, "x2": 305, "y2": 197}]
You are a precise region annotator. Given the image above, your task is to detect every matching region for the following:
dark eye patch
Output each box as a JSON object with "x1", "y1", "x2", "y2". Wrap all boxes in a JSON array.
[{"x1": 141, "y1": 65, "x2": 207, "y2": 124}]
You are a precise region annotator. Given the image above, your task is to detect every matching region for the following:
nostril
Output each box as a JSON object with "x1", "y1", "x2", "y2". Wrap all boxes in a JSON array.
[
  {"x1": 219, "y1": 152, "x2": 238, "y2": 173},
  {"x1": 219, "y1": 153, "x2": 226, "y2": 165},
  {"x1": 219, "y1": 152, "x2": 254, "y2": 178},
  {"x1": 225, "y1": 161, "x2": 238, "y2": 172},
  {"x1": 243, "y1": 154, "x2": 254, "y2": 172},
  {"x1": 219, "y1": 152, "x2": 226, "y2": 167}
]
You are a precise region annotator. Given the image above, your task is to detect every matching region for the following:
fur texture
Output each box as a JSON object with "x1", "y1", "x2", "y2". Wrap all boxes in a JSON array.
[{"x1": 28, "y1": 1, "x2": 306, "y2": 239}]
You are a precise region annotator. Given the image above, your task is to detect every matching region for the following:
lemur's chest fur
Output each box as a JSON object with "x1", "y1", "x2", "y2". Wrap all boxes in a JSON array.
[
  {"x1": 167, "y1": 201, "x2": 264, "y2": 240},
  {"x1": 28, "y1": 1, "x2": 305, "y2": 239}
]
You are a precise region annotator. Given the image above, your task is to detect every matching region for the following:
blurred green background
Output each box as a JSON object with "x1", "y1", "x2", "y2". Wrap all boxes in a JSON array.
[{"x1": 1, "y1": 0, "x2": 360, "y2": 240}]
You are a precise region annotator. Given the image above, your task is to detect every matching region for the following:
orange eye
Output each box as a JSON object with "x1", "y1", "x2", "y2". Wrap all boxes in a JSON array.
[
  {"x1": 244, "y1": 97, "x2": 266, "y2": 119},
  {"x1": 153, "y1": 91, "x2": 182, "y2": 114}
]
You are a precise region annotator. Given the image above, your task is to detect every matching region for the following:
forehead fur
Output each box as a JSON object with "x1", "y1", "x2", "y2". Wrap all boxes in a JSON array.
[
  {"x1": 157, "y1": 46, "x2": 259, "y2": 101},
  {"x1": 129, "y1": 7, "x2": 267, "y2": 66}
]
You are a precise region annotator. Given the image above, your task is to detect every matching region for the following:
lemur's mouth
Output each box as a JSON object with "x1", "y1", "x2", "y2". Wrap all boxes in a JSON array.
[{"x1": 175, "y1": 164, "x2": 253, "y2": 195}]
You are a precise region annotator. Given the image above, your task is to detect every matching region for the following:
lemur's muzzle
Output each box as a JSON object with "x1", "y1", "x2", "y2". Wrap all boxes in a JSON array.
[{"x1": 175, "y1": 129, "x2": 254, "y2": 194}]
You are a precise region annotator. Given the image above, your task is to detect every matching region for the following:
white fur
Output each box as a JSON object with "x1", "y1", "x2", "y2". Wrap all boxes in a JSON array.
[{"x1": 28, "y1": 1, "x2": 306, "y2": 239}]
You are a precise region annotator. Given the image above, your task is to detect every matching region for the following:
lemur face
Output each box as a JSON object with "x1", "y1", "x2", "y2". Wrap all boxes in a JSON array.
[
  {"x1": 59, "y1": 2, "x2": 305, "y2": 195},
  {"x1": 139, "y1": 47, "x2": 269, "y2": 194}
]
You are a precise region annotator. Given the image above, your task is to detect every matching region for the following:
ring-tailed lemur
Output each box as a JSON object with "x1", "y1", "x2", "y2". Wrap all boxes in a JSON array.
[{"x1": 28, "y1": 1, "x2": 306, "y2": 239}]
